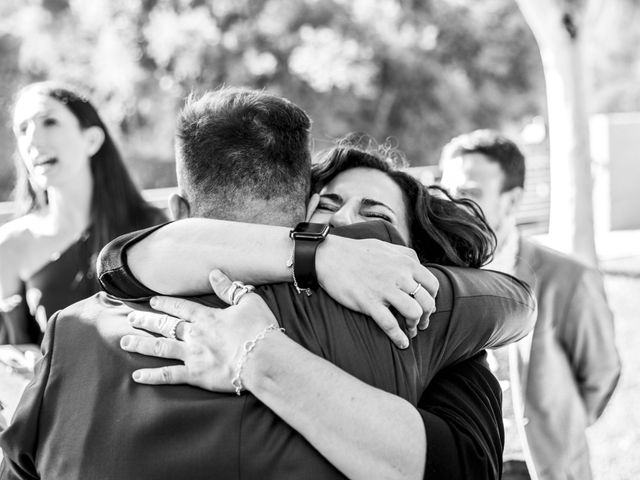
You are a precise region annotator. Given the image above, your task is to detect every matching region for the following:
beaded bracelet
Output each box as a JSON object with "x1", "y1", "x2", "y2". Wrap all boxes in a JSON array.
[{"x1": 231, "y1": 324, "x2": 285, "y2": 396}]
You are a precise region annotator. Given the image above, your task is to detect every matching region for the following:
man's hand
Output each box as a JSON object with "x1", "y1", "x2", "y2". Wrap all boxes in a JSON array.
[
  {"x1": 120, "y1": 270, "x2": 280, "y2": 391},
  {"x1": 316, "y1": 236, "x2": 438, "y2": 348}
]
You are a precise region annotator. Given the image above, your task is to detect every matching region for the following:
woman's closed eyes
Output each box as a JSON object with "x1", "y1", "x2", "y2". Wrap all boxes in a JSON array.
[{"x1": 317, "y1": 194, "x2": 395, "y2": 224}]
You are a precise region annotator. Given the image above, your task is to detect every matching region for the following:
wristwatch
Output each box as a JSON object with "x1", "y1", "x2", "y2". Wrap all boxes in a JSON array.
[{"x1": 289, "y1": 222, "x2": 330, "y2": 293}]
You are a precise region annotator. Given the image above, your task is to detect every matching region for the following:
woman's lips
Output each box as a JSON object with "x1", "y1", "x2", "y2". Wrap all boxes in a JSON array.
[{"x1": 33, "y1": 157, "x2": 58, "y2": 172}]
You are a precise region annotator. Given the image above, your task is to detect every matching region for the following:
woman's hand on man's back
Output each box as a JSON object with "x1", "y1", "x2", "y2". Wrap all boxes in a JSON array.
[{"x1": 316, "y1": 235, "x2": 438, "y2": 349}]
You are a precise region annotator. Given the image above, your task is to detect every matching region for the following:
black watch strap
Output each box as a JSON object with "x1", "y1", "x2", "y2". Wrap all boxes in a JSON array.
[
  {"x1": 289, "y1": 222, "x2": 329, "y2": 293},
  {"x1": 293, "y1": 238, "x2": 322, "y2": 290}
]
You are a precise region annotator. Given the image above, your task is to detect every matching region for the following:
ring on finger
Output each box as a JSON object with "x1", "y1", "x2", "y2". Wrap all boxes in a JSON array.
[
  {"x1": 232, "y1": 284, "x2": 256, "y2": 305},
  {"x1": 227, "y1": 281, "x2": 245, "y2": 305},
  {"x1": 166, "y1": 318, "x2": 182, "y2": 341},
  {"x1": 409, "y1": 283, "x2": 422, "y2": 298}
]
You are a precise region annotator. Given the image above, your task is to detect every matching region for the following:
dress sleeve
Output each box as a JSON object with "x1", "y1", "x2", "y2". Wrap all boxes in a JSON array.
[
  {"x1": 418, "y1": 353, "x2": 503, "y2": 480},
  {"x1": 413, "y1": 266, "x2": 536, "y2": 383},
  {"x1": 96, "y1": 223, "x2": 171, "y2": 301},
  {"x1": 0, "y1": 312, "x2": 60, "y2": 480}
]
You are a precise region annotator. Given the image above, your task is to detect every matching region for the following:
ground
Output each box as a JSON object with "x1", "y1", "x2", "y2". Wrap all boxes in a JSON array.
[{"x1": 588, "y1": 274, "x2": 640, "y2": 480}]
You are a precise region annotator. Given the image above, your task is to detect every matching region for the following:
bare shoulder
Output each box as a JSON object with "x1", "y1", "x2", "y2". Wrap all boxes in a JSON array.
[{"x1": 0, "y1": 215, "x2": 38, "y2": 263}]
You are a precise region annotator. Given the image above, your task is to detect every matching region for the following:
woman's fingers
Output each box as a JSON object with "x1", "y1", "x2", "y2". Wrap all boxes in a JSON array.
[
  {"x1": 128, "y1": 311, "x2": 182, "y2": 337},
  {"x1": 121, "y1": 334, "x2": 187, "y2": 361},
  {"x1": 412, "y1": 286, "x2": 436, "y2": 331},
  {"x1": 208, "y1": 269, "x2": 256, "y2": 306},
  {"x1": 149, "y1": 296, "x2": 212, "y2": 322},
  {"x1": 368, "y1": 305, "x2": 410, "y2": 349},
  {"x1": 209, "y1": 269, "x2": 235, "y2": 305},
  {"x1": 131, "y1": 365, "x2": 190, "y2": 385},
  {"x1": 413, "y1": 267, "x2": 439, "y2": 299},
  {"x1": 387, "y1": 290, "x2": 423, "y2": 339},
  {"x1": 408, "y1": 268, "x2": 438, "y2": 331}
]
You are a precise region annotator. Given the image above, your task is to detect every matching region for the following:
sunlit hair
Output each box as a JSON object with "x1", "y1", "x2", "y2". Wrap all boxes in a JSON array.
[
  {"x1": 11, "y1": 81, "x2": 165, "y2": 255},
  {"x1": 311, "y1": 136, "x2": 496, "y2": 268},
  {"x1": 440, "y1": 129, "x2": 526, "y2": 192},
  {"x1": 175, "y1": 87, "x2": 311, "y2": 223}
]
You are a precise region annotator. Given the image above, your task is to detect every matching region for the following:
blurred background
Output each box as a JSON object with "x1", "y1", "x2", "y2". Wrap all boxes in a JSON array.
[
  {"x1": 1, "y1": 0, "x2": 639, "y2": 478},
  {"x1": 0, "y1": 0, "x2": 636, "y2": 201}
]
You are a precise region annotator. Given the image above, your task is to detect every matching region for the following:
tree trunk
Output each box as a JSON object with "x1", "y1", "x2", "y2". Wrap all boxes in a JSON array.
[{"x1": 515, "y1": 0, "x2": 598, "y2": 266}]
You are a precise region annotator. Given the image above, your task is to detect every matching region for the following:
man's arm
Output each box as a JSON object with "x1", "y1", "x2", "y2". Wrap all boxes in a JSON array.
[{"x1": 557, "y1": 268, "x2": 621, "y2": 424}]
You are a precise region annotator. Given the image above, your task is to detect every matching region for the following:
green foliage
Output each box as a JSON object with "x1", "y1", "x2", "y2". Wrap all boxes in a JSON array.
[
  {"x1": 0, "y1": 0, "x2": 548, "y2": 201},
  {"x1": 588, "y1": 1, "x2": 640, "y2": 113}
]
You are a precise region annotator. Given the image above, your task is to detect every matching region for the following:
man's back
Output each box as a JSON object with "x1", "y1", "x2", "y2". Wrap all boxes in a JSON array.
[
  {"x1": 1, "y1": 257, "x2": 534, "y2": 479},
  {"x1": 5, "y1": 285, "x2": 406, "y2": 479},
  {"x1": 2, "y1": 291, "x2": 353, "y2": 480}
]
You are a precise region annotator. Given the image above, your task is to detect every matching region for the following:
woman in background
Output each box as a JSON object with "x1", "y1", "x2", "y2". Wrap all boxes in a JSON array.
[{"x1": 0, "y1": 81, "x2": 166, "y2": 345}]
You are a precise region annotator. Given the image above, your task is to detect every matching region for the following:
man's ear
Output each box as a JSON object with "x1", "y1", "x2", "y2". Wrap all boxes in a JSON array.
[
  {"x1": 168, "y1": 192, "x2": 190, "y2": 220},
  {"x1": 83, "y1": 126, "x2": 105, "y2": 157},
  {"x1": 305, "y1": 193, "x2": 320, "y2": 221}
]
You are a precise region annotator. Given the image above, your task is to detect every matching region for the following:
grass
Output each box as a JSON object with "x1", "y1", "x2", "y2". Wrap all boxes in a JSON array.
[{"x1": 588, "y1": 274, "x2": 640, "y2": 480}]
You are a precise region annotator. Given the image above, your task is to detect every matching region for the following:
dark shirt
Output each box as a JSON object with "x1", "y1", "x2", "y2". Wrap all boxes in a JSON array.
[
  {"x1": 420, "y1": 354, "x2": 505, "y2": 479},
  {"x1": 2, "y1": 229, "x2": 98, "y2": 345},
  {"x1": 1, "y1": 207, "x2": 167, "y2": 346},
  {"x1": 0, "y1": 222, "x2": 534, "y2": 479}
]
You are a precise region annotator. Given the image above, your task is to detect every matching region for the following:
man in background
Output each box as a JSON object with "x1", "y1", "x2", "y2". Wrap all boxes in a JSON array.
[{"x1": 440, "y1": 129, "x2": 621, "y2": 480}]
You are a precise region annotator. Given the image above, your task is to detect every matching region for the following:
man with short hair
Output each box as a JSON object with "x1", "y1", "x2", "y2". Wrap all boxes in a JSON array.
[
  {"x1": 1, "y1": 91, "x2": 534, "y2": 480},
  {"x1": 440, "y1": 129, "x2": 621, "y2": 480}
]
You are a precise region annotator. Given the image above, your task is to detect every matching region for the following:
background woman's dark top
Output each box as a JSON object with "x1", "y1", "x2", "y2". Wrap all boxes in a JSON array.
[{"x1": 1, "y1": 212, "x2": 166, "y2": 345}]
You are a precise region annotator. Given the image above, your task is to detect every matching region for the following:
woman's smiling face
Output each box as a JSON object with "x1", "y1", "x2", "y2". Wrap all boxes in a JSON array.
[
  {"x1": 13, "y1": 92, "x2": 94, "y2": 190},
  {"x1": 309, "y1": 167, "x2": 411, "y2": 243}
]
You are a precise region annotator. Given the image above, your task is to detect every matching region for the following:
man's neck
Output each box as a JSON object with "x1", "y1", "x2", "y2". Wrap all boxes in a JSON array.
[
  {"x1": 485, "y1": 216, "x2": 519, "y2": 274},
  {"x1": 194, "y1": 196, "x2": 305, "y2": 228}
]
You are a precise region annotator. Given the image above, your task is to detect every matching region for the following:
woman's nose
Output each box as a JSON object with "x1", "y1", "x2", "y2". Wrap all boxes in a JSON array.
[
  {"x1": 330, "y1": 206, "x2": 356, "y2": 227},
  {"x1": 22, "y1": 123, "x2": 42, "y2": 151}
]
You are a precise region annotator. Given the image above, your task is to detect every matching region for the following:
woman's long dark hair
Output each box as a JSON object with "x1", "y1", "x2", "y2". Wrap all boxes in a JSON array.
[
  {"x1": 311, "y1": 140, "x2": 496, "y2": 268},
  {"x1": 12, "y1": 81, "x2": 165, "y2": 255}
]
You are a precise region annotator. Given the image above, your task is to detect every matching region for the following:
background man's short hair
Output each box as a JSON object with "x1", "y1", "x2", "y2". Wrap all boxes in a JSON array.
[{"x1": 441, "y1": 129, "x2": 526, "y2": 192}]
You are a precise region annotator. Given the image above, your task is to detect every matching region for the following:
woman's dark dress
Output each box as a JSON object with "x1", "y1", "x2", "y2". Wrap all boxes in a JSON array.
[{"x1": 3, "y1": 230, "x2": 97, "y2": 345}]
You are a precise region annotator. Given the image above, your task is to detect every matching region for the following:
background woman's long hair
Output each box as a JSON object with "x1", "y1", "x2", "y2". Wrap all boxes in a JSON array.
[
  {"x1": 311, "y1": 138, "x2": 496, "y2": 268},
  {"x1": 12, "y1": 81, "x2": 165, "y2": 255}
]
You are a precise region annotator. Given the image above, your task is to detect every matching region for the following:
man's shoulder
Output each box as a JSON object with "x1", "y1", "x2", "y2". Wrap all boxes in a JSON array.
[
  {"x1": 50, "y1": 292, "x2": 138, "y2": 353},
  {"x1": 520, "y1": 238, "x2": 594, "y2": 281},
  {"x1": 58, "y1": 291, "x2": 129, "y2": 314},
  {"x1": 56, "y1": 291, "x2": 130, "y2": 325}
]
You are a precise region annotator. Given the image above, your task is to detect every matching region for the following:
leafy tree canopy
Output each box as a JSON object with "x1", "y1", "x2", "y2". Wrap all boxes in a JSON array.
[{"x1": 0, "y1": 0, "x2": 594, "y2": 199}]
